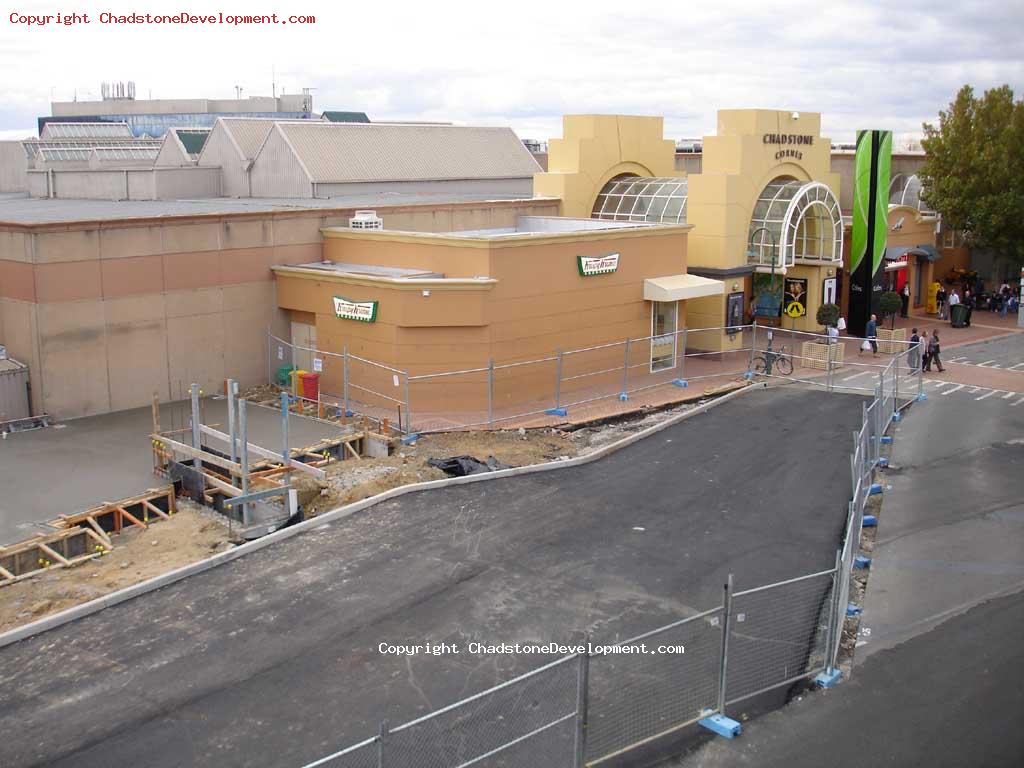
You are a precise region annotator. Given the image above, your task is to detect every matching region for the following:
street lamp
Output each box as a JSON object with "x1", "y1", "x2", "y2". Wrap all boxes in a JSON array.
[{"x1": 747, "y1": 226, "x2": 779, "y2": 318}]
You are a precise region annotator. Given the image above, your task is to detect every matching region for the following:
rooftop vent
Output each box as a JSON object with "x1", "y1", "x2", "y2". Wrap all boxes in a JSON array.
[{"x1": 350, "y1": 210, "x2": 383, "y2": 230}]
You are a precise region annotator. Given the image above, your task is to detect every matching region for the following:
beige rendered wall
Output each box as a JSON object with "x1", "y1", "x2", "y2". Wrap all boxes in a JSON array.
[
  {"x1": 288, "y1": 226, "x2": 691, "y2": 412},
  {"x1": 0, "y1": 198, "x2": 562, "y2": 418},
  {"x1": 535, "y1": 115, "x2": 680, "y2": 218},
  {"x1": 0, "y1": 141, "x2": 29, "y2": 193}
]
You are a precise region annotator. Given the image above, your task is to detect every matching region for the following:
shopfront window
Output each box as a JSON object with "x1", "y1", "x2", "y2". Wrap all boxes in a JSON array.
[{"x1": 651, "y1": 301, "x2": 678, "y2": 372}]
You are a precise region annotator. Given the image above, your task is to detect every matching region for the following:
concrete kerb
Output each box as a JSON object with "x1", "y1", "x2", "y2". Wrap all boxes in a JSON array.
[{"x1": 0, "y1": 383, "x2": 765, "y2": 651}]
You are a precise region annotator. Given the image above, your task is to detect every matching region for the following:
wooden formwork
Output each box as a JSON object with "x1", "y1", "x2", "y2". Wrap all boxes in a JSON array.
[{"x1": 0, "y1": 485, "x2": 176, "y2": 588}]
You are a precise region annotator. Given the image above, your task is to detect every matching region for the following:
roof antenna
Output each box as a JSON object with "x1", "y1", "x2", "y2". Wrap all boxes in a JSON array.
[{"x1": 272, "y1": 65, "x2": 276, "y2": 98}]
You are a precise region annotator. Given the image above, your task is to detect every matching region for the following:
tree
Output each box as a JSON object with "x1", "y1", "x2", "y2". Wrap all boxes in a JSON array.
[
  {"x1": 878, "y1": 291, "x2": 902, "y2": 330},
  {"x1": 816, "y1": 302, "x2": 840, "y2": 329},
  {"x1": 920, "y1": 85, "x2": 1024, "y2": 269}
]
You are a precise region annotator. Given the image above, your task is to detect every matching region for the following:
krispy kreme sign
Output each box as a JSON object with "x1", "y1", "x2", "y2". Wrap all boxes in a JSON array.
[
  {"x1": 333, "y1": 296, "x2": 378, "y2": 323},
  {"x1": 577, "y1": 253, "x2": 619, "y2": 276}
]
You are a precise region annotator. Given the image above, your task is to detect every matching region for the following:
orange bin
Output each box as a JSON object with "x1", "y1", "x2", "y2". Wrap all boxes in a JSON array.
[{"x1": 299, "y1": 371, "x2": 320, "y2": 400}]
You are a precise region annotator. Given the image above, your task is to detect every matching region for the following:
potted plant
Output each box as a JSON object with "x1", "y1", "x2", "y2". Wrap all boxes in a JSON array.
[
  {"x1": 801, "y1": 302, "x2": 844, "y2": 370},
  {"x1": 876, "y1": 291, "x2": 907, "y2": 353}
]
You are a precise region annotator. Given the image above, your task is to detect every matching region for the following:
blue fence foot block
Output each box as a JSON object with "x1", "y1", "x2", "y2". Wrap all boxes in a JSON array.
[
  {"x1": 846, "y1": 604, "x2": 862, "y2": 617},
  {"x1": 854, "y1": 555, "x2": 872, "y2": 569},
  {"x1": 814, "y1": 668, "x2": 843, "y2": 688},
  {"x1": 345, "y1": 410, "x2": 355, "y2": 418},
  {"x1": 917, "y1": 392, "x2": 928, "y2": 402},
  {"x1": 863, "y1": 515, "x2": 878, "y2": 527},
  {"x1": 870, "y1": 483, "x2": 884, "y2": 495},
  {"x1": 545, "y1": 407, "x2": 568, "y2": 417},
  {"x1": 743, "y1": 371, "x2": 754, "y2": 380},
  {"x1": 618, "y1": 392, "x2": 629, "y2": 402},
  {"x1": 877, "y1": 457, "x2": 889, "y2": 468},
  {"x1": 671, "y1": 379, "x2": 689, "y2": 388},
  {"x1": 698, "y1": 714, "x2": 742, "y2": 739},
  {"x1": 400, "y1": 434, "x2": 420, "y2": 445},
  {"x1": 881, "y1": 436, "x2": 894, "y2": 444}
]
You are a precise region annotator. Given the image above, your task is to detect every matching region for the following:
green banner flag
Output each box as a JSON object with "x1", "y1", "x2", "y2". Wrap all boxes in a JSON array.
[{"x1": 849, "y1": 129, "x2": 892, "y2": 336}]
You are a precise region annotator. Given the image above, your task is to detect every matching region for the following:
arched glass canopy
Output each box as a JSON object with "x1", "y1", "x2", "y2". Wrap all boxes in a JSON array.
[
  {"x1": 889, "y1": 174, "x2": 934, "y2": 213},
  {"x1": 591, "y1": 176, "x2": 689, "y2": 224},
  {"x1": 747, "y1": 179, "x2": 843, "y2": 269}
]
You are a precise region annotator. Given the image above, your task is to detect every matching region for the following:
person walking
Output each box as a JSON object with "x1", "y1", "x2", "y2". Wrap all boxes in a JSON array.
[
  {"x1": 921, "y1": 328, "x2": 932, "y2": 371},
  {"x1": 928, "y1": 329, "x2": 945, "y2": 372},
  {"x1": 860, "y1": 313, "x2": 879, "y2": 356},
  {"x1": 901, "y1": 283, "x2": 910, "y2": 318},
  {"x1": 908, "y1": 327, "x2": 921, "y2": 370},
  {"x1": 936, "y1": 286, "x2": 948, "y2": 320}
]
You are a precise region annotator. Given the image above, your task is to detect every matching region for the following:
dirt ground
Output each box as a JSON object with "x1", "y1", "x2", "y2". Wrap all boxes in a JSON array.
[{"x1": 0, "y1": 502, "x2": 231, "y2": 634}]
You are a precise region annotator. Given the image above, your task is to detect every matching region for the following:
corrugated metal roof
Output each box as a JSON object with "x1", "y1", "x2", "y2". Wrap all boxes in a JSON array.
[
  {"x1": 275, "y1": 123, "x2": 541, "y2": 183},
  {"x1": 219, "y1": 118, "x2": 276, "y2": 160},
  {"x1": 321, "y1": 111, "x2": 370, "y2": 123},
  {"x1": 40, "y1": 122, "x2": 134, "y2": 139}
]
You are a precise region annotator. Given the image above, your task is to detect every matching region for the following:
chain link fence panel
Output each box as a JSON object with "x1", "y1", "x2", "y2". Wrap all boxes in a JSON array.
[
  {"x1": 385, "y1": 655, "x2": 579, "y2": 768},
  {"x1": 725, "y1": 571, "x2": 835, "y2": 705},
  {"x1": 585, "y1": 610, "x2": 722, "y2": 764}
]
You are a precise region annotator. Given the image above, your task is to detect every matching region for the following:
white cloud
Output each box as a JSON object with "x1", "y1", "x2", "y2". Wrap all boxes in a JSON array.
[{"x1": 1, "y1": 0, "x2": 1020, "y2": 142}]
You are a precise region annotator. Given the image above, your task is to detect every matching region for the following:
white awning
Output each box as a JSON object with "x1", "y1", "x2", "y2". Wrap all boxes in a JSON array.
[
  {"x1": 885, "y1": 260, "x2": 908, "y2": 272},
  {"x1": 644, "y1": 274, "x2": 724, "y2": 302}
]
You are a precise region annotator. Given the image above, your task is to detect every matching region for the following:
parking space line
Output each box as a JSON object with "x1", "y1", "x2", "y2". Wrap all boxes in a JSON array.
[
  {"x1": 975, "y1": 390, "x2": 999, "y2": 401},
  {"x1": 1014, "y1": 397, "x2": 1024, "y2": 407},
  {"x1": 948, "y1": 356, "x2": 968, "y2": 362},
  {"x1": 1002, "y1": 392, "x2": 1017, "y2": 399},
  {"x1": 968, "y1": 386, "x2": 981, "y2": 393},
  {"x1": 842, "y1": 371, "x2": 870, "y2": 382},
  {"x1": 942, "y1": 384, "x2": 965, "y2": 396},
  {"x1": 977, "y1": 360, "x2": 997, "y2": 367},
  {"x1": 1011, "y1": 363, "x2": 1024, "y2": 371}
]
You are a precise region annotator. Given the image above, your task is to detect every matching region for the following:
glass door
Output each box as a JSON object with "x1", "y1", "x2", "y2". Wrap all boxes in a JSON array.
[{"x1": 651, "y1": 301, "x2": 678, "y2": 372}]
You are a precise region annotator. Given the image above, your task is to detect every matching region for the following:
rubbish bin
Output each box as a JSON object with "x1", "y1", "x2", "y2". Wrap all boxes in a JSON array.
[
  {"x1": 276, "y1": 365, "x2": 296, "y2": 387},
  {"x1": 299, "y1": 372, "x2": 320, "y2": 401},
  {"x1": 950, "y1": 303, "x2": 968, "y2": 328}
]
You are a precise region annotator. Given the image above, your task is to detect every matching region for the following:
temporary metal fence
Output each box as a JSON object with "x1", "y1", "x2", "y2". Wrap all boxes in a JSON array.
[
  {"x1": 269, "y1": 323, "x2": 917, "y2": 435},
  {"x1": 298, "y1": 348, "x2": 908, "y2": 767}
]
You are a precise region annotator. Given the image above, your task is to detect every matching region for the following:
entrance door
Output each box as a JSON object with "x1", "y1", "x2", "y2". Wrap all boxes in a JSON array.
[
  {"x1": 651, "y1": 301, "x2": 678, "y2": 372},
  {"x1": 291, "y1": 320, "x2": 316, "y2": 372}
]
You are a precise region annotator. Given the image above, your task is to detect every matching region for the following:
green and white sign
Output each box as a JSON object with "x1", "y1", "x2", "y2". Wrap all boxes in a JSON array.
[
  {"x1": 333, "y1": 295, "x2": 378, "y2": 323},
  {"x1": 577, "y1": 253, "x2": 619, "y2": 276}
]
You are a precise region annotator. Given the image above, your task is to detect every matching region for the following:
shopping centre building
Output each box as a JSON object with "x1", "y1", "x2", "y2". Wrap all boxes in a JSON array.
[{"x1": 0, "y1": 108, "x2": 966, "y2": 420}]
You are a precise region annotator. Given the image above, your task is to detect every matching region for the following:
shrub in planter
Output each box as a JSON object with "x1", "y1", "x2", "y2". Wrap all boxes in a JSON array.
[
  {"x1": 878, "y1": 291, "x2": 902, "y2": 329},
  {"x1": 816, "y1": 302, "x2": 841, "y2": 331}
]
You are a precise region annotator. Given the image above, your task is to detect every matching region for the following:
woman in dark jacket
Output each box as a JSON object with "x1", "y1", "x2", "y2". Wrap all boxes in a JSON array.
[{"x1": 927, "y1": 330, "x2": 945, "y2": 372}]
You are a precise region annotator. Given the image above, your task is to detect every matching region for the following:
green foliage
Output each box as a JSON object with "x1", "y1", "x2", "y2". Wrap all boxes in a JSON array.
[
  {"x1": 816, "y1": 302, "x2": 840, "y2": 328},
  {"x1": 878, "y1": 291, "x2": 902, "y2": 329},
  {"x1": 920, "y1": 85, "x2": 1024, "y2": 268}
]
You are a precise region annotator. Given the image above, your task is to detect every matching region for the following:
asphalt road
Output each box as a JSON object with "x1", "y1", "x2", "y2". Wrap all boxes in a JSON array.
[
  {"x1": 675, "y1": 331, "x2": 1024, "y2": 768},
  {"x1": 0, "y1": 387, "x2": 864, "y2": 768}
]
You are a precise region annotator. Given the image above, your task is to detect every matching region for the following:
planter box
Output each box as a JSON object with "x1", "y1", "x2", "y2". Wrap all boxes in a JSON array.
[
  {"x1": 801, "y1": 340, "x2": 844, "y2": 370},
  {"x1": 877, "y1": 327, "x2": 907, "y2": 355}
]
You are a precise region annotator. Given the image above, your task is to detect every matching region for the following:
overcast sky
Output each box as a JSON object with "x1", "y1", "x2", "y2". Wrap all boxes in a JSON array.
[{"x1": 1, "y1": 0, "x2": 1021, "y2": 143}]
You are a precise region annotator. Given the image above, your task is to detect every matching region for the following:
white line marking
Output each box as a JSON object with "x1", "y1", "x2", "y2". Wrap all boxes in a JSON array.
[
  {"x1": 948, "y1": 356, "x2": 969, "y2": 363},
  {"x1": 1011, "y1": 363, "x2": 1024, "y2": 371},
  {"x1": 842, "y1": 371, "x2": 870, "y2": 382},
  {"x1": 930, "y1": 380, "x2": 953, "y2": 388},
  {"x1": 977, "y1": 360, "x2": 997, "y2": 367},
  {"x1": 975, "y1": 390, "x2": 999, "y2": 401},
  {"x1": 968, "y1": 387, "x2": 981, "y2": 393},
  {"x1": 1014, "y1": 397, "x2": 1024, "y2": 407},
  {"x1": 1003, "y1": 392, "x2": 1016, "y2": 399},
  {"x1": 942, "y1": 384, "x2": 965, "y2": 396}
]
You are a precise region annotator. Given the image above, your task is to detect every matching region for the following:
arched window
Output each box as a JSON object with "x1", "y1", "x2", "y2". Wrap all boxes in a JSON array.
[
  {"x1": 591, "y1": 176, "x2": 689, "y2": 224},
  {"x1": 747, "y1": 180, "x2": 843, "y2": 268}
]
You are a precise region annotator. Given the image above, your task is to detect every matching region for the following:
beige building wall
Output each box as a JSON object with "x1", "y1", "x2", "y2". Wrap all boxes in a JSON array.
[
  {"x1": 535, "y1": 115, "x2": 680, "y2": 218},
  {"x1": 0, "y1": 141, "x2": 29, "y2": 193},
  {"x1": 0, "y1": 198, "x2": 559, "y2": 418},
  {"x1": 197, "y1": 123, "x2": 250, "y2": 197},
  {"x1": 279, "y1": 224, "x2": 691, "y2": 412},
  {"x1": 249, "y1": 126, "x2": 314, "y2": 198}
]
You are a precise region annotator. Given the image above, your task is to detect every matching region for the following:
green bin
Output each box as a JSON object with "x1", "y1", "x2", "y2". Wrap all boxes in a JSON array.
[
  {"x1": 950, "y1": 303, "x2": 968, "y2": 328},
  {"x1": 276, "y1": 365, "x2": 297, "y2": 387}
]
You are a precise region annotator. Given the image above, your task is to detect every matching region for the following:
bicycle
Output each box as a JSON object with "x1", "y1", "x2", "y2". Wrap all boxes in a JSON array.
[{"x1": 752, "y1": 343, "x2": 793, "y2": 376}]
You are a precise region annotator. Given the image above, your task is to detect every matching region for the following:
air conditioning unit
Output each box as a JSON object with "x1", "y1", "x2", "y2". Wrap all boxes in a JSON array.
[{"x1": 350, "y1": 210, "x2": 383, "y2": 230}]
